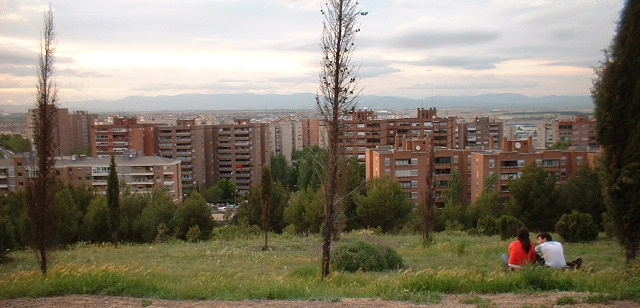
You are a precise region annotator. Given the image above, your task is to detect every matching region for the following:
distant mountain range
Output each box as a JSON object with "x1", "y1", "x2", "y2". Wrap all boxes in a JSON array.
[{"x1": 0, "y1": 93, "x2": 595, "y2": 113}]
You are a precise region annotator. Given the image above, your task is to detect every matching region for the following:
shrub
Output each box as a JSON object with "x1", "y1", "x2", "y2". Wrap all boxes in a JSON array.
[
  {"x1": 555, "y1": 211, "x2": 599, "y2": 242},
  {"x1": 332, "y1": 240, "x2": 403, "y2": 272},
  {"x1": 496, "y1": 215, "x2": 524, "y2": 240},
  {"x1": 185, "y1": 225, "x2": 201, "y2": 242},
  {"x1": 477, "y1": 215, "x2": 498, "y2": 236},
  {"x1": 211, "y1": 225, "x2": 261, "y2": 241}
]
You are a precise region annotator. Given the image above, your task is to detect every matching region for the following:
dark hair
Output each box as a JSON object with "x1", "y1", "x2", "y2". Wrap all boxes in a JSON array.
[
  {"x1": 537, "y1": 232, "x2": 552, "y2": 241},
  {"x1": 517, "y1": 227, "x2": 531, "y2": 253}
]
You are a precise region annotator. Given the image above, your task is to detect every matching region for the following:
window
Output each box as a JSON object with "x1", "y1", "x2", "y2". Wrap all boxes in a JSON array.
[
  {"x1": 411, "y1": 191, "x2": 418, "y2": 199},
  {"x1": 395, "y1": 169, "x2": 418, "y2": 177},
  {"x1": 489, "y1": 159, "x2": 495, "y2": 168},
  {"x1": 453, "y1": 155, "x2": 459, "y2": 163},
  {"x1": 435, "y1": 157, "x2": 452, "y2": 164},
  {"x1": 384, "y1": 157, "x2": 390, "y2": 166},
  {"x1": 517, "y1": 160, "x2": 525, "y2": 167}
]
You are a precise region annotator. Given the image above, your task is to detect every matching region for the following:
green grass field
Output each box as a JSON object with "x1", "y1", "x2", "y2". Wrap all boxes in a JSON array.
[{"x1": 1, "y1": 231, "x2": 638, "y2": 303}]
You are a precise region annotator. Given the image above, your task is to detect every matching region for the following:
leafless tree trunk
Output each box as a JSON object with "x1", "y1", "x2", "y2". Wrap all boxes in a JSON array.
[
  {"x1": 25, "y1": 5, "x2": 60, "y2": 275},
  {"x1": 317, "y1": 0, "x2": 364, "y2": 279}
]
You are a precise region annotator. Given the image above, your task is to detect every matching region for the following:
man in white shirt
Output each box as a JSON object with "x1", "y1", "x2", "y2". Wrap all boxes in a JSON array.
[{"x1": 535, "y1": 232, "x2": 567, "y2": 268}]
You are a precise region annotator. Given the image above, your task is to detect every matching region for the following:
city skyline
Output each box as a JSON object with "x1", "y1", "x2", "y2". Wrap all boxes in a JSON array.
[{"x1": 0, "y1": 0, "x2": 623, "y2": 109}]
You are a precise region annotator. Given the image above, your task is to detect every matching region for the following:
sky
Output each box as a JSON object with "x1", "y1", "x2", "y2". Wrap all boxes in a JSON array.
[{"x1": 0, "y1": 0, "x2": 624, "y2": 108}]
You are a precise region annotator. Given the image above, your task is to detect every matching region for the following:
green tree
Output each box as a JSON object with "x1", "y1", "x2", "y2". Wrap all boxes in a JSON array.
[
  {"x1": 201, "y1": 185, "x2": 223, "y2": 204},
  {"x1": 119, "y1": 192, "x2": 148, "y2": 243},
  {"x1": 469, "y1": 173, "x2": 503, "y2": 222},
  {"x1": 355, "y1": 176, "x2": 413, "y2": 233},
  {"x1": 293, "y1": 146, "x2": 327, "y2": 191},
  {"x1": 261, "y1": 165, "x2": 273, "y2": 250},
  {"x1": 271, "y1": 153, "x2": 296, "y2": 190},
  {"x1": 592, "y1": 0, "x2": 640, "y2": 262},
  {"x1": 439, "y1": 169, "x2": 472, "y2": 230},
  {"x1": 176, "y1": 192, "x2": 215, "y2": 240},
  {"x1": 106, "y1": 156, "x2": 120, "y2": 247},
  {"x1": 340, "y1": 156, "x2": 366, "y2": 232},
  {"x1": 233, "y1": 182, "x2": 289, "y2": 234},
  {"x1": 284, "y1": 188, "x2": 324, "y2": 234},
  {"x1": 214, "y1": 179, "x2": 237, "y2": 204},
  {"x1": 505, "y1": 162, "x2": 560, "y2": 231},
  {"x1": 25, "y1": 6, "x2": 61, "y2": 274},
  {"x1": 0, "y1": 134, "x2": 31, "y2": 153},
  {"x1": 54, "y1": 187, "x2": 81, "y2": 245},
  {"x1": 139, "y1": 188, "x2": 178, "y2": 242},
  {"x1": 558, "y1": 162, "x2": 605, "y2": 228},
  {"x1": 80, "y1": 195, "x2": 109, "y2": 243}
]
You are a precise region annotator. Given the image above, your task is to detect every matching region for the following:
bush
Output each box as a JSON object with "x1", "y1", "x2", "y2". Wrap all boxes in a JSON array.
[
  {"x1": 332, "y1": 240, "x2": 403, "y2": 272},
  {"x1": 477, "y1": 215, "x2": 498, "y2": 236},
  {"x1": 211, "y1": 225, "x2": 261, "y2": 241},
  {"x1": 496, "y1": 215, "x2": 524, "y2": 240},
  {"x1": 555, "y1": 211, "x2": 599, "y2": 242},
  {"x1": 185, "y1": 225, "x2": 201, "y2": 242}
]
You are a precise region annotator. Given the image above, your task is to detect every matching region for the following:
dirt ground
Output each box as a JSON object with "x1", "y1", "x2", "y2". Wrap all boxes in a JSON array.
[{"x1": 0, "y1": 293, "x2": 637, "y2": 308}]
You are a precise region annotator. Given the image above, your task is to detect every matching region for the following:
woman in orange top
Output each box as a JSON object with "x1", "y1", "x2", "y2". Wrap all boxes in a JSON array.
[{"x1": 507, "y1": 227, "x2": 537, "y2": 269}]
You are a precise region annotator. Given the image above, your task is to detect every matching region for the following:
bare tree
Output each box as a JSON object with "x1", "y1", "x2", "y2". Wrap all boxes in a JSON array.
[
  {"x1": 25, "y1": 5, "x2": 61, "y2": 275},
  {"x1": 316, "y1": 0, "x2": 365, "y2": 279}
]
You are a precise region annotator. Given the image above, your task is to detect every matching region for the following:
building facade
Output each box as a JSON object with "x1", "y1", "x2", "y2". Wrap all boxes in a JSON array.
[
  {"x1": 213, "y1": 119, "x2": 270, "y2": 193},
  {"x1": 157, "y1": 119, "x2": 214, "y2": 192},
  {"x1": 91, "y1": 117, "x2": 159, "y2": 158},
  {"x1": 342, "y1": 108, "x2": 458, "y2": 162},
  {"x1": 27, "y1": 108, "x2": 98, "y2": 156},
  {"x1": 457, "y1": 116, "x2": 503, "y2": 150},
  {"x1": 470, "y1": 137, "x2": 594, "y2": 203},
  {"x1": 54, "y1": 153, "x2": 182, "y2": 200}
]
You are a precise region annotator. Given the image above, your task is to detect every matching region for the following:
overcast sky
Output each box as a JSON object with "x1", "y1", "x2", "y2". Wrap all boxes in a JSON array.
[{"x1": 0, "y1": 0, "x2": 624, "y2": 107}]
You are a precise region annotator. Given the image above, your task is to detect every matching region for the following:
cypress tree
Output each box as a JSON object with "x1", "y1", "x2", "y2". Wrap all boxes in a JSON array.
[
  {"x1": 593, "y1": 0, "x2": 640, "y2": 261},
  {"x1": 106, "y1": 156, "x2": 120, "y2": 248}
]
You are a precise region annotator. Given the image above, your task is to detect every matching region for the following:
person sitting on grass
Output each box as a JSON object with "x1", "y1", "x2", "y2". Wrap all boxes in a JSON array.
[
  {"x1": 536, "y1": 232, "x2": 583, "y2": 269},
  {"x1": 502, "y1": 227, "x2": 537, "y2": 270}
]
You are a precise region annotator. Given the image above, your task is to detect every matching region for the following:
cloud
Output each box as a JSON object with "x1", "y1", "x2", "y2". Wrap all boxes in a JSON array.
[
  {"x1": 406, "y1": 75, "x2": 537, "y2": 91},
  {"x1": 379, "y1": 29, "x2": 501, "y2": 50},
  {"x1": 58, "y1": 68, "x2": 110, "y2": 78},
  {"x1": 407, "y1": 56, "x2": 510, "y2": 70}
]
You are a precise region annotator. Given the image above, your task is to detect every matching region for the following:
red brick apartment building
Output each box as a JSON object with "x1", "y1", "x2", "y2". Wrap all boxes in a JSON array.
[
  {"x1": 214, "y1": 119, "x2": 270, "y2": 194},
  {"x1": 27, "y1": 108, "x2": 98, "y2": 156},
  {"x1": 343, "y1": 108, "x2": 457, "y2": 161},
  {"x1": 91, "y1": 117, "x2": 159, "y2": 158},
  {"x1": 366, "y1": 135, "x2": 597, "y2": 208},
  {"x1": 157, "y1": 119, "x2": 214, "y2": 192},
  {"x1": 556, "y1": 115, "x2": 598, "y2": 149},
  {"x1": 365, "y1": 137, "x2": 474, "y2": 207},
  {"x1": 470, "y1": 137, "x2": 597, "y2": 203}
]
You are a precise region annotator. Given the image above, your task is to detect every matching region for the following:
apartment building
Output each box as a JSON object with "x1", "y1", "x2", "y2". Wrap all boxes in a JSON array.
[
  {"x1": 27, "y1": 108, "x2": 98, "y2": 156},
  {"x1": 457, "y1": 117, "x2": 503, "y2": 150},
  {"x1": 268, "y1": 117, "x2": 304, "y2": 162},
  {"x1": 157, "y1": 119, "x2": 214, "y2": 192},
  {"x1": 365, "y1": 137, "x2": 474, "y2": 207},
  {"x1": 342, "y1": 108, "x2": 457, "y2": 161},
  {"x1": 54, "y1": 152, "x2": 182, "y2": 200},
  {"x1": 0, "y1": 159, "x2": 16, "y2": 193},
  {"x1": 91, "y1": 117, "x2": 159, "y2": 158},
  {"x1": 556, "y1": 115, "x2": 598, "y2": 150},
  {"x1": 470, "y1": 137, "x2": 594, "y2": 203},
  {"x1": 213, "y1": 119, "x2": 270, "y2": 193}
]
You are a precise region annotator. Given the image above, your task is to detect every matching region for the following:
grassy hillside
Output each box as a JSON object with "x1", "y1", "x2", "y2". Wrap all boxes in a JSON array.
[{"x1": 1, "y1": 232, "x2": 638, "y2": 302}]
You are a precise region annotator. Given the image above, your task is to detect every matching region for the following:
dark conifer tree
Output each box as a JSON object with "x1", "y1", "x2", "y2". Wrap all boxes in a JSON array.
[
  {"x1": 107, "y1": 156, "x2": 120, "y2": 248},
  {"x1": 593, "y1": 0, "x2": 640, "y2": 262}
]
